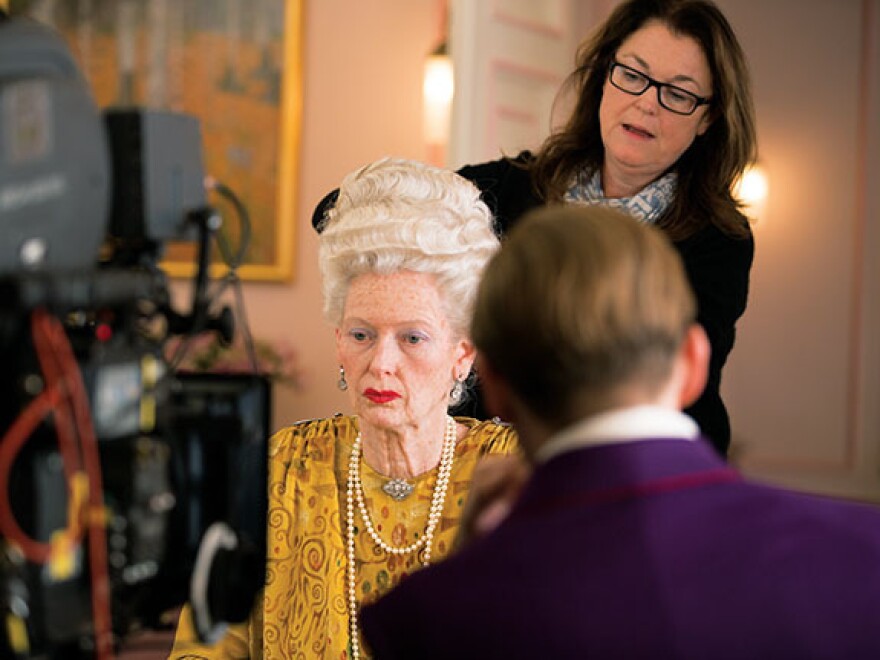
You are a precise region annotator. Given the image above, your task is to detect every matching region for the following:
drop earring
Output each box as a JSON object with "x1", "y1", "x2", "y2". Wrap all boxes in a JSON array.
[
  {"x1": 337, "y1": 366, "x2": 348, "y2": 391},
  {"x1": 449, "y1": 376, "x2": 464, "y2": 405}
]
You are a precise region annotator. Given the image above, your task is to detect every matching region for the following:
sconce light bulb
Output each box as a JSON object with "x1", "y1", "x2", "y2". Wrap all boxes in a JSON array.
[
  {"x1": 737, "y1": 165, "x2": 768, "y2": 205},
  {"x1": 734, "y1": 163, "x2": 769, "y2": 226},
  {"x1": 423, "y1": 55, "x2": 454, "y2": 105},
  {"x1": 423, "y1": 52, "x2": 454, "y2": 147}
]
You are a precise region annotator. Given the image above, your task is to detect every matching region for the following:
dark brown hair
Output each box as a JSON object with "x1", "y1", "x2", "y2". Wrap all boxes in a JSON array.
[{"x1": 530, "y1": 0, "x2": 757, "y2": 240}]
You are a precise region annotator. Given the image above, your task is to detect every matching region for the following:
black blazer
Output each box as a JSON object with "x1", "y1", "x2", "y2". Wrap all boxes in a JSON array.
[{"x1": 312, "y1": 155, "x2": 754, "y2": 456}]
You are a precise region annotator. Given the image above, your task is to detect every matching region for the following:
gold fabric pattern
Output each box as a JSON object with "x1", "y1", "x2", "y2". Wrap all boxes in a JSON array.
[{"x1": 170, "y1": 415, "x2": 518, "y2": 659}]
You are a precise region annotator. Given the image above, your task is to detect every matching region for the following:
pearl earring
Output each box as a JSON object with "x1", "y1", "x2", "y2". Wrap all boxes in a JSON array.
[{"x1": 337, "y1": 366, "x2": 348, "y2": 391}]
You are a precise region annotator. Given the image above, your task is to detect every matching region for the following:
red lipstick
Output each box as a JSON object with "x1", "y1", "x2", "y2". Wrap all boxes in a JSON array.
[{"x1": 364, "y1": 389, "x2": 401, "y2": 404}]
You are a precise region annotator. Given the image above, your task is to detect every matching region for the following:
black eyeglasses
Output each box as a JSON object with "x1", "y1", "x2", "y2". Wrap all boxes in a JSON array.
[{"x1": 608, "y1": 61, "x2": 711, "y2": 116}]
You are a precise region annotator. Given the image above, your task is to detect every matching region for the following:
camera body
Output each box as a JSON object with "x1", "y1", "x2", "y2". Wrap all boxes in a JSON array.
[{"x1": 0, "y1": 17, "x2": 266, "y2": 657}]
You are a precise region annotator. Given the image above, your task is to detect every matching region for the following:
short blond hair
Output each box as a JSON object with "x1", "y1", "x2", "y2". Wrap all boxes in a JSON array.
[
  {"x1": 472, "y1": 205, "x2": 696, "y2": 425},
  {"x1": 318, "y1": 157, "x2": 499, "y2": 338}
]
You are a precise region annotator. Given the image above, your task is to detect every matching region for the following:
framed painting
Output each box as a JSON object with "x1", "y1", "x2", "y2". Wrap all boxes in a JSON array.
[{"x1": 9, "y1": 0, "x2": 302, "y2": 281}]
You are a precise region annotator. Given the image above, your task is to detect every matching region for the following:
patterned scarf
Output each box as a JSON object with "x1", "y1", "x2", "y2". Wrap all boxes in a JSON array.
[{"x1": 564, "y1": 169, "x2": 677, "y2": 224}]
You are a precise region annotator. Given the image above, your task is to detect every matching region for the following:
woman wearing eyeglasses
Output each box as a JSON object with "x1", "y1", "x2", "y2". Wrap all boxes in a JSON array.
[
  {"x1": 455, "y1": 0, "x2": 757, "y2": 457},
  {"x1": 313, "y1": 0, "x2": 754, "y2": 457}
]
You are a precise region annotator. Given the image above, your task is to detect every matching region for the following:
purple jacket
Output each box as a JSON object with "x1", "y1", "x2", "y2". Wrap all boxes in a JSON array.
[{"x1": 361, "y1": 438, "x2": 880, "y2": 659}]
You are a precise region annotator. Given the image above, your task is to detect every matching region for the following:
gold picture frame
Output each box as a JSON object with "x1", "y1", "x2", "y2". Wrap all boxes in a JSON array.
[{"x1": 10, "y1": 0, "x2": 302, "y2": 282}]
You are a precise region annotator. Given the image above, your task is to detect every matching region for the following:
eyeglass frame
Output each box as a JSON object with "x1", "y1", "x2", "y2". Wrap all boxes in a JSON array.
[{"x1": 607, "y1": 61, "x2": 711, "y2": 116}]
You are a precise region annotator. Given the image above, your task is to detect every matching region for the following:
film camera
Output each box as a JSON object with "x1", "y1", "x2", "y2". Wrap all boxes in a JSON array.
[{"x1": 0, "y1": 16, "x2": 267, "y2": 659}]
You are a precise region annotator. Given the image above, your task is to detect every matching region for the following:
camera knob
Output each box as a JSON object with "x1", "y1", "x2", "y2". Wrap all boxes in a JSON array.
[{"x1": 206, "y1": 306, "x2": 235, "y2": 346}]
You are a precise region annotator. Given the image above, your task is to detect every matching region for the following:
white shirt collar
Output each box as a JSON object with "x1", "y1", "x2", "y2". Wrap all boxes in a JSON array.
[{"x1": 534, "y1": 405, "x2": 699, "y2": 464}]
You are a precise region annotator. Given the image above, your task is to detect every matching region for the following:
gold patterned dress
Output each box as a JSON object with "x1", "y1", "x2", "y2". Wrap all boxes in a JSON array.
[{"x1": 170, "y1": 415, "x2": 518, "y2": 659}]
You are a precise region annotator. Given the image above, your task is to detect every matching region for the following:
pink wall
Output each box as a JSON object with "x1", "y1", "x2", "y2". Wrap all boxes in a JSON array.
[
  {"x1": 173, "y1": 0, "x2": 441, "y2": 430},
  {"x1": 713, "y1": 0, "x2": 880, "y2": 500}
]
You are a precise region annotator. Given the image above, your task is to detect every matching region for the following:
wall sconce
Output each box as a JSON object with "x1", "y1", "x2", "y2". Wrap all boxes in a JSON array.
[
  {"x1": 423, "y1": 40, "x2": 453, "y2": 166},
  {"x1": 735, "y1": 162, "x2": 769, "y2": 225}
]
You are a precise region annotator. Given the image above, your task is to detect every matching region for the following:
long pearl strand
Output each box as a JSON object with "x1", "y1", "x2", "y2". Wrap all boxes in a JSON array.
[{"x1": 345, "y1": 415, "x2": 457, "y2": 660}]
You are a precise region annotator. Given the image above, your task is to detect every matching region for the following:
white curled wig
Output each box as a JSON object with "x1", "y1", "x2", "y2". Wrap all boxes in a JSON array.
[{"x1": 318, "y1": 157, "x2": 499, "y2": 338}]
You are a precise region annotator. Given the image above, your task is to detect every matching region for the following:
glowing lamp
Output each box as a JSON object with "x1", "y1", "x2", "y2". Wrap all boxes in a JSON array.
[
  {"x1": 735, "y1": 163, "x2": 769, "y2": 225},
  {"x1": 423, "y1": 42, "x2": 454, "y2": 164}
]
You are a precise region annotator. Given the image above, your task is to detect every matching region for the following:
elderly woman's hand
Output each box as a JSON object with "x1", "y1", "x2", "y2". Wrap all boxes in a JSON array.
[{"x1": 454, "y1": 454, "x2": 531, "y2": 550}]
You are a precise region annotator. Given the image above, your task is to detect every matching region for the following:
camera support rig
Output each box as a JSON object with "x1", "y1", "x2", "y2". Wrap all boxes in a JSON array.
[{"x1": 0, "y1": 16, "x2": 266, "y2": 659}]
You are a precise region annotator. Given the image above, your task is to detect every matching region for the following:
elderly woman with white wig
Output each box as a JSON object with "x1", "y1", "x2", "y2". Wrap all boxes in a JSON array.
[{"x1": 170, "y1": 157, "x2": 518, "y2": 659}]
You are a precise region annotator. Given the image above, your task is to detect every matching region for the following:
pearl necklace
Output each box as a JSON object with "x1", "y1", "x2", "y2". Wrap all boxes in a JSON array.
[{"x1": 345, "y1": 415, "x2": 457, "y2": 660}]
